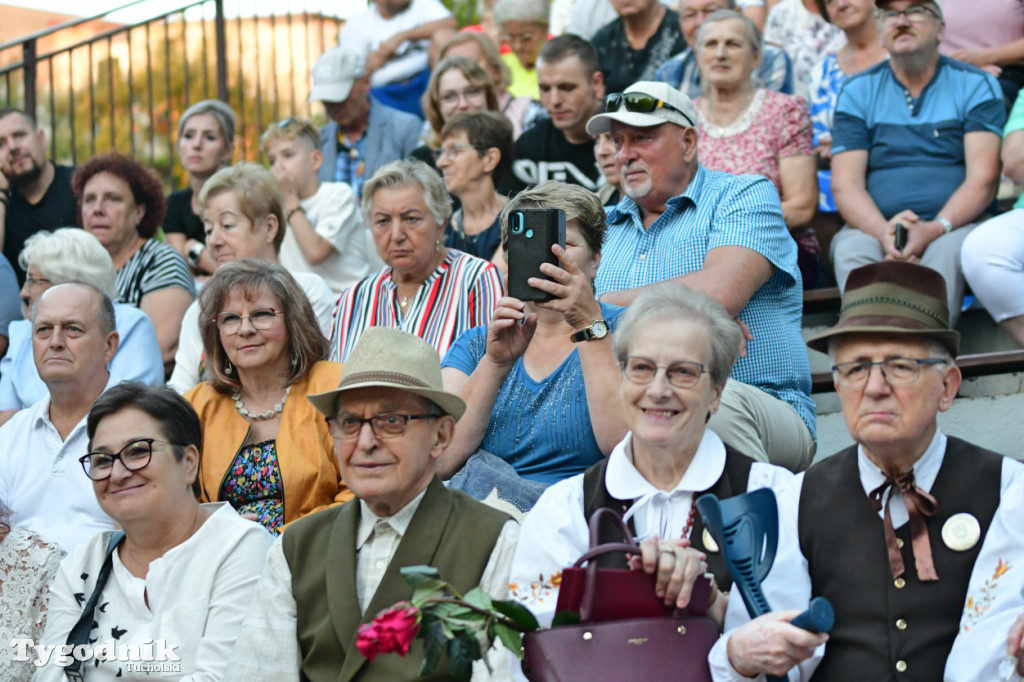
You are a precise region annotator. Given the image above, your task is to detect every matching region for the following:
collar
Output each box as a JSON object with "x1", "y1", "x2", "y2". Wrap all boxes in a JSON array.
[
  {"x1": 605, "y1": 164, "x2": 705, "y2": 228},
  {"x1": 382, "y1": 249, "x2": 454, "y2": 292},
  {"x1": 857, "y1": 429, "x2": 946, "y2": 501},
  {"x1": 605, "y1": 428, "x2": 727, "y2": 500},
  {"x1": 355, "y1": 488, "x2": 429, "y2": 550}
]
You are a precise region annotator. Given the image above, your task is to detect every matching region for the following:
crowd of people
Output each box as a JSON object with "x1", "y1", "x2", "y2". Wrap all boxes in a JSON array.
[{"x1": 0, "y1": 0, "x2": 1023, "y2": 677}]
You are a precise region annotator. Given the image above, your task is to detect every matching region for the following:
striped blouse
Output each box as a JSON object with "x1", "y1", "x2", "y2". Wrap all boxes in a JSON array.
[
  {"x1": 114, "y1": 239, "x2": 196, "y2": 307},
  {"x1": 328, "y1": 249, "x2": 504, "y2": 362}
]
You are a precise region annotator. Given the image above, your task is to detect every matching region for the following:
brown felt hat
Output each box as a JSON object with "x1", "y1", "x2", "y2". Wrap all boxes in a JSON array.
[{"x1": 806, "y1": 262, "x2": 960, "y2": 357}]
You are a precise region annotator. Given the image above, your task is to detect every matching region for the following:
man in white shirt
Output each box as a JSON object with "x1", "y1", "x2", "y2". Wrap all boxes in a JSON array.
[
  {"x1": 341, "y1": 0, "x2": 455, "y2": 88},
  {"x1": 709, "y1": 261, "x2": 1024, "y2": 681},
  {"x1": 0, "y1": 282, "x2": 117, "y2": 552},
  {"x1": 227, "y1": 327, "x2": 517, "y2": 682}
]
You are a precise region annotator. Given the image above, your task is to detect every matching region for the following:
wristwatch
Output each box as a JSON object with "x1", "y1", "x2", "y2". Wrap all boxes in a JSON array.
[
  {"x1": 187, "y1": 242, "x2": 206, "y2": 267},
  {"x1": 570, "y1": 320, "x2": 609, "y2": 343},
  {"x1": 935, "y1": 216, "x2": 954, "y2": 234}
]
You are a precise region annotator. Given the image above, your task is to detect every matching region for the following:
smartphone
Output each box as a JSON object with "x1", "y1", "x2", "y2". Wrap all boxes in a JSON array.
[
  {"x1": 506, "y1": 208, "x2": 566, "y2": 302},
  {"x1": 894, "y1": 223, "x2": 908, "y2": 252}
]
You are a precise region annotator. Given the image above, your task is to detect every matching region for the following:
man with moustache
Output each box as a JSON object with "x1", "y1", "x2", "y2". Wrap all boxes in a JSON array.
[
  {"x1": 587, "y1": 81, "x2": 814, "y2": 472},
  {"x1": 501, "y1": 34, "x2": 606, "y2": 195},
  {"x1": 829, "y1": 0, "x2": 1004, "y2": 326},
  {"x1": 0, "y1": 108, "x2": 76, "y2": 285}
]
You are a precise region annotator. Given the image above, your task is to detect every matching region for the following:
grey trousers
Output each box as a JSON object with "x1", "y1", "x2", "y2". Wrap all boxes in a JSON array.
[
  {"x1": 708, "y1": 379, "x2": 816, "y2": 473},
  {"x1": 831, "y1": 224, "x2": 976, "y2": 326}
]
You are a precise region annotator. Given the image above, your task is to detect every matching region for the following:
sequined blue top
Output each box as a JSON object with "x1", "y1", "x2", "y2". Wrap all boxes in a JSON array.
[{"x1": 442, "y1": 303, "x2": 624, "y2": 485}]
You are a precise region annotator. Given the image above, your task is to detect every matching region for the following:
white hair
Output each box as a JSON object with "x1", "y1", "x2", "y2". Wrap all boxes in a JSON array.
[{"x1": 19, "y1": 228, "x2": 118, "y2": 300}]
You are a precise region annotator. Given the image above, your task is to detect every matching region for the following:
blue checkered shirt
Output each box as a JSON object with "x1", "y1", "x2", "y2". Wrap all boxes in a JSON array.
[{"x1": 595, "y1": 165, "x2": 815, "y2": 439}]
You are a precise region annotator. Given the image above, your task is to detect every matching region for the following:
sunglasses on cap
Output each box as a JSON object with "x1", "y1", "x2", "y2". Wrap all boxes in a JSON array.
[{"x1": 606, "y1": 92, "x2": 694, "y2": 126}]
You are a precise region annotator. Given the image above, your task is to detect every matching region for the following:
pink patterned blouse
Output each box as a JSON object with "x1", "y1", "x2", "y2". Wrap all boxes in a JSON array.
[{"x1": 695, "y1": 89, "x2": 814, "y2": 197}]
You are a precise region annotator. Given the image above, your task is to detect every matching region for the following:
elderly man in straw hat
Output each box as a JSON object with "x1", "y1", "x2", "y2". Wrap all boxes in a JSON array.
[
  {"x1": 708, "y1": 261, "x2": 1024, "y2": 682},
  {"x1": 227, "y1": 327, "x2": 517, "y2": 682}
]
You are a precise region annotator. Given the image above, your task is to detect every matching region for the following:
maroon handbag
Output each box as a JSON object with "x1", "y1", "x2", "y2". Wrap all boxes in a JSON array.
[{"x1": 521, "y1": 508, "x2": 718, "y2": 682}]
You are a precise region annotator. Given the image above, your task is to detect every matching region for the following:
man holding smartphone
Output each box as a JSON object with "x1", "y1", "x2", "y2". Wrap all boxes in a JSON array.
[{"x1": 587, "y1": 81, "x2": 814, "y2": 473}]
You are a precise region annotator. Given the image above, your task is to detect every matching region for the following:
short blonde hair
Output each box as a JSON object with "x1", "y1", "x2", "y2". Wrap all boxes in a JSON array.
[
  {"x1": 261, "y1": 117, "x2": 321, "y2": 153},
  {"x1": 197, "y1": 163, "x2": 287, "y2": 254}
]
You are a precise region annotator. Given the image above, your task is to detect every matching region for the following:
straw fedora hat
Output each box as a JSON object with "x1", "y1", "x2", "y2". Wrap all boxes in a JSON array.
[
  {"x1": 307, "y1": 327, "x2": 466, "y2": 420},
  {"x1": 806, "y1": 261, "x2": 960, "y2": 357}
]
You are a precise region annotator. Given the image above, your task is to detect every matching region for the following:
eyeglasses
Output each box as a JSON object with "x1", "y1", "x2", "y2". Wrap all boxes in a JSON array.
[
  {"x1": 24, "y1": 274, "x2": 52, "y2": 289},
  {"x1": 606, "y1": 92, "x2": 695, "y2": 126},
  {"x1": 831, "y1": 357, "x2": 948, "y2": 388},
  {"x1": 875, "y1": 5, "x2": 938, "y2": 21},
  {"x1": 326, "y1": 413, "x2": 439, "y2": 439},
  {"x1": 213, "y1": 308, "x2": 282, "y2": 335},
  {"x1": 621, "y1": 356, "x2": 708, "y2": 389},
  {"x1": 438, "y1": 85, "x2": 486, "y2": 107},
  {"x1": 79, "y1": 438, "x2": 173, "y2": 480},
  {"x1": 502, "y1": 31, "x2": 539, "y2": 47},
  {"x1": 432, "y1": 144, "x2": 486, "y2": 161}
]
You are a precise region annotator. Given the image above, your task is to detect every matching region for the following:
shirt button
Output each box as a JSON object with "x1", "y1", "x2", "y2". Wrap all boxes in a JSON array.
[
  {"x1": 638, "y1": 254, "x2": 646, "y2": 261},
  {"x1": 895, "y1": 618, "x2": 907, "y2": 630},
  {"x1": 375, "y1": 560, "x2": 385, "y2": 568},
  {"x1": 895, "y1": 660, "x2": 907, "y2": 673},
  {"x1": 894, "y1": 578, "x2": 906, "y2": 589}
]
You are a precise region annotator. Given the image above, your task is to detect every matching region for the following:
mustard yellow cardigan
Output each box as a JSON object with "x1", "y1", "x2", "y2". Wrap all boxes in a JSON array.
[{"x1": 185, "y1": 361, "x2": 353, "y2": 524}]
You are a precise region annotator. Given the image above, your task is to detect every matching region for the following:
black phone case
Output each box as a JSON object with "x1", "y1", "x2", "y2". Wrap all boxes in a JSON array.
[{"x1": 506, "y1": 208, "x2": 566, "y2": 302}]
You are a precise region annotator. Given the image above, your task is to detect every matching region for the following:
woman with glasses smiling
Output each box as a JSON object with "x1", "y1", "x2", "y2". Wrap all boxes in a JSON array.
[
  {"x1": 34, "y1": 382, "x2": 272, "y2": 681},
  {"x1": 409, "y1": 56, "x2": 501, "y2": 174},
  {"x1": 185, "y1": 260, "x2": 350, "y2": 535},
  {"x1": 507, "y1": 283, "x2": 794, "y2": 630}
]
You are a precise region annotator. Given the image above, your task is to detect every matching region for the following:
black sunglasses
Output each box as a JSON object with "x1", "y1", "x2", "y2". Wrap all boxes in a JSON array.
[{"x1": 605, "y1": 92, "x2": 695, "y2": 126}]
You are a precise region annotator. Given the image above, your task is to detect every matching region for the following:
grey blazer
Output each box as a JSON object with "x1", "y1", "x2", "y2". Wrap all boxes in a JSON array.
[{"x1": 317, "y1": 97, "x2": 423, "y2": 186}]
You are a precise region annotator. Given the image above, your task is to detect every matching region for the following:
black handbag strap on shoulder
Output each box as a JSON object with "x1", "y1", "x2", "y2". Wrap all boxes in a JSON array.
[{"x1": 64, "y1": 530, "x2": 125, "y2": 682}]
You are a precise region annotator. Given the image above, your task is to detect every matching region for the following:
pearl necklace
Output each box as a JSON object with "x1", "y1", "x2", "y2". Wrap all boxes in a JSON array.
[{"x1": 231, "y1": 385, "x2": 291, "y2": 420}]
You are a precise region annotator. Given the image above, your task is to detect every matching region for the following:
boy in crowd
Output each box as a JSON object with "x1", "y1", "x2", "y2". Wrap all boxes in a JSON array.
[{"x1": 261, "y1": 118, "x2": 380, "y2": 293}]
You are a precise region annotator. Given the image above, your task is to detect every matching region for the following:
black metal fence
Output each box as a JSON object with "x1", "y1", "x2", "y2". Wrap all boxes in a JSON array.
[{"x1": 0, "y1": 0, "x2": 345, "y2": 188}]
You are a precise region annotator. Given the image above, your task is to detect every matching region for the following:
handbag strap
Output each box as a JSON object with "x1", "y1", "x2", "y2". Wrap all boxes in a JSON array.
[
  {"x1": 64, "y1": 531, "x2": 125, "y2": 682},
  {"x1": 581, "y1": 509, "x2": 640, "y2": 622}
]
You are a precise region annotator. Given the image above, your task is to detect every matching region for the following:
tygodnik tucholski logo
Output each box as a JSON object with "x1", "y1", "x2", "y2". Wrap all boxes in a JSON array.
[{"x1": 10, "y1": 637, "x2": 182, "y2": 672}]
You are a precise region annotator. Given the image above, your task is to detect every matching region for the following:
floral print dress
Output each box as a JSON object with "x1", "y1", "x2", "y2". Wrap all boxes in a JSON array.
[{"x1": 220, "y1": 440, "x2": 285, "y2": 535}]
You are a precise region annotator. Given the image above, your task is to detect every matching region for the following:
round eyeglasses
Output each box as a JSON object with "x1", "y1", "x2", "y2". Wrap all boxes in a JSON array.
[
  {"x1": 621, "y1": 356, "x2": 708, "y2": 389},
  {"x1": 326, "y1": 413, "x2": 438, "y2": 440},
  {"x1": 213, "y1": 308, "x2": 282, "y2": 335},
  {"x1": 79, "y1": 438, "x2": 177, "y2": 480}
]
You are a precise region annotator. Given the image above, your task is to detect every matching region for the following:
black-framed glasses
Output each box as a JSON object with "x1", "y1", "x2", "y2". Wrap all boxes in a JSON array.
[
  {"x1": 432, "y1": 144, "x2": 487, "y2": 161},
  {"x1": 213, "y1": 308, "x2": 282, "y2": 335},
  {"x1": 79, "y1": 438, "x2": 173, "y2": 480},
  {"x1": 326, "y1": 413, "x2": 438, "y2": 439},
  {"x1": 831, "y1": 357, "x2": 948, "y2": 388},
  {"x1": 875, "y1": 5, "x2": 937, "y2": 21},
  {"x1": 621, "y1": 356, "x2": 708, "y2": 389},
  {"x1": 606, "y1": 92, "x2": 695, "y2": 126}
]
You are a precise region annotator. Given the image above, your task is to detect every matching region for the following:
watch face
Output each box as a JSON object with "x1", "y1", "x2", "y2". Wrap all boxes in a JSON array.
[{"x1": 592, "y1": 320, "x2": 609, "y2": 338}]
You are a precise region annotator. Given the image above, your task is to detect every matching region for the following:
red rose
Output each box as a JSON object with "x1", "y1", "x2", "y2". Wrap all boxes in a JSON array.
[{"x1": 355, "y1": 602, "x2": 422, "y2": 661}]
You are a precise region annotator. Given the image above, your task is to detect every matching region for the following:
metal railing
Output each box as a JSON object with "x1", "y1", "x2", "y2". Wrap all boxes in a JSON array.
[{"x1": 0, "y1": 0, "x2": 346, "y2": 187}]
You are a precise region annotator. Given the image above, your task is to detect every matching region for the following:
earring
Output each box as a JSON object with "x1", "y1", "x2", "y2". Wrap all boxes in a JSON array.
[
  {"x1": 225, "y1": 357, "x2": 233, "y2": 374},
  {"x1": 290, "y1": 346, "x2": 299, "y2": 367}
]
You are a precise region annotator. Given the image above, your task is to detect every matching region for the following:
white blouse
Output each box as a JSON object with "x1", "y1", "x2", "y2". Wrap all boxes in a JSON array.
[
  {"x1": 33, "y1": 503, "x2": 272, "y2": 682},
  {"x1": 508, "y1": 430, "x2": 795, "y2": 629}
]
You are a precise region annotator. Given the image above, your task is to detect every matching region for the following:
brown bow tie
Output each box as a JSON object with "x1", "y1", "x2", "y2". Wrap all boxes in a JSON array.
[{"x1": 868, "y1": 469, "x2": 939, "y2": 582}]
